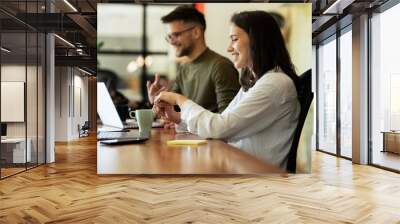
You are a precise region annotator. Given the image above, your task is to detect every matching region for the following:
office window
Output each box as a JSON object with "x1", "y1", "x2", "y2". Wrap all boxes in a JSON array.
[
  {"x1": 98, "y1": 55, "x2": 143, "y2": 102},
  {"x1": 146, "y1": 6, "x2": 178, "y2": 81},
  {"x1": 97, "y1": 4, "x2": 143, "y2": 52},
  {"x1": 371, "y1": 3, "x2": 400, "y2": 171},
  {"x1": 1, "y1": 31, "x2": 28, "y2": 178},
  {"x1": 317, "y1": 36, "x2": 337, "y2": 154},
  {"x1": 98, "y1": 3, "x2": 180, "y2": 112},
  {"x1": 0, "y1": 2, "x2": 46, "y2": 179},
  {"x1": 312, "y1": 45, "x2": 317, "y2": 151},
  {"x1": 147, "y1": 6, "x2": 175, "y2": 52},
  {"x1": 27, "y1": 31, "x2": 38, "y2": 169},
  {"x1": 339, "y1": 28, "x2": 352, "y2": 158},
  {"x1": 37, "y1": 33, "x2": 45, "y2": 165}
]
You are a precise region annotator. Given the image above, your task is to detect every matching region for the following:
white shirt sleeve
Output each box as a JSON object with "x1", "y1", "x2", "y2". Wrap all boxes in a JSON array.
[
  {"x1": 175, "y1": 121, "x2": 189, "y2": 133},
  {"x1": 221, "y1": 87, "x2": 243, "y2": 112},
  {"x1": 180, "y1": 79, "x2": 293, "y2": 140},
  {"x1": 176, "y1": 88, "x2": 243, "y2": 134}
]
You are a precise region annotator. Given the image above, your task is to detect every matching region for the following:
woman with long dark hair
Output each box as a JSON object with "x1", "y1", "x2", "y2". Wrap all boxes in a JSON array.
[{"x1": 154, "y1": 11, "x2": 300, "y2": 167}]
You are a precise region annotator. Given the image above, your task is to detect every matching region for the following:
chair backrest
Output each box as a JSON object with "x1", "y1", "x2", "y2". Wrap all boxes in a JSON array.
[
  {"x1": 286, "y1": 69, "x2": 313, "y2": 173},
  {"x1": 82, "y1": 121, "x2": 90, "y2": 130}
]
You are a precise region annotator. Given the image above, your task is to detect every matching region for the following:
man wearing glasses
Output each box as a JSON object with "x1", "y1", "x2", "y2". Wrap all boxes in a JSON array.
[{"x1": 147, "y1": 5, "x2": 240, "y2": 128}]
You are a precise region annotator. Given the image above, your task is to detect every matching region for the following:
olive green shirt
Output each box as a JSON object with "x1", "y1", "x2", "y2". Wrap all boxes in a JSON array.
[{"x1": 171, "y1": 48, "x2": 240, "y2": 113}]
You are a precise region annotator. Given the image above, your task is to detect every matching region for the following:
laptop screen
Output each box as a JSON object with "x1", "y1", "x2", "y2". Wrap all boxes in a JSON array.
[
  {"x1": 97, "y1": 82, "x2": 124, "y2": 129},
  {"x1": 1, "y1": 123, "x2": 6, "y2": 137}
]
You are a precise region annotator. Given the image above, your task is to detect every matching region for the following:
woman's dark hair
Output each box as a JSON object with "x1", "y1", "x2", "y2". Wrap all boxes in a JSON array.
[
  {"x1": 161, "y1": 5, "x2": 206, "y2": 31},
  {"x1": 230, "y1": 11, "x2": 298, "y2": 92}
]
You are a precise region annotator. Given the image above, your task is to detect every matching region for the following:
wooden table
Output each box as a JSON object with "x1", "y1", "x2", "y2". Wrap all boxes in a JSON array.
[
  {"x1": 382, "y1": 131, "x2": 400, "y2": 154},
  {"x1": 1, "y1": 138, "x2": 32, "y2": 164},
  {"x1": 97, "y1": 129, "x2": 283, "y2": 174}
]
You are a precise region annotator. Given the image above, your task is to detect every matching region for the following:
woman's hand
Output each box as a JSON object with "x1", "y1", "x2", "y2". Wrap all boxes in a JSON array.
[
  {"x1": 153, "y1": 100, "x2": 181, "y2": 124},
  {"x1": 153, "y1": 91, "x2": 187, "y2": 125},
  {"x1": 162, "y1": 119, "x2": 176, "y2": 129},
  {"x1": 154, "y1": 91, "x2": 188, "y2": 107}
]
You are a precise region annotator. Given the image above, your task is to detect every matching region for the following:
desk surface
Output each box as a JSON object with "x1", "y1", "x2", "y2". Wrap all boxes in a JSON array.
[
  {"x1": 381, "y1": 131, "x2": 400, "y2": 134},
  {"x1": 1, "y1": 137, "x2": 27, "y2": 143},
  {"x1": 97, "y1": 129, "x2": 283, "y2": 174}
]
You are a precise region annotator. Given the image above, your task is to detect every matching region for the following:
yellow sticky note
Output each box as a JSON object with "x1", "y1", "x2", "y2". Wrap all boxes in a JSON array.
[{"x1": 167, "y1": 140, "x2": 208, "y2": 146}]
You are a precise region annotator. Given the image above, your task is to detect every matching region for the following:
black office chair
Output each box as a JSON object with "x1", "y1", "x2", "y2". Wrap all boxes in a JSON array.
[
  {"x1": 79, "y1": 121, "x2": 90, "y2": 138},
  {"x1": 286, "y1": 69, "x2": 313, "y2": 173}
]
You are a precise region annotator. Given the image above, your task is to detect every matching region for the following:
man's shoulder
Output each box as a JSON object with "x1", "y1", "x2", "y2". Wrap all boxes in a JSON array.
[
  {"x1": 204, "y1": 49, "x2": 237, "y2": 77},
  {"x1": 206, "y1": 48, "x2": 234, "y2": 66}
]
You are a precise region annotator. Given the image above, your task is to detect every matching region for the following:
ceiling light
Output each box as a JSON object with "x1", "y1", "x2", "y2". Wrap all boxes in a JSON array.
[
  {"x1": 1, "y1": 47, "x2": 11, "y2": 53},
  {"x1": 63, "y1": 0, "x2": 78, "y2": 12},
  {"x1": 322, "y1": 0, "x2": 354, "y2": 15},
  {"x1": 76, "y1": 44, "x2": 83, "y2": 48},
  {"x1": 54, "y1": 34, "x2": 75, "y2": 48},
  {"x1": 78, "y1": 67, "x2": 92, "y2": 76}
]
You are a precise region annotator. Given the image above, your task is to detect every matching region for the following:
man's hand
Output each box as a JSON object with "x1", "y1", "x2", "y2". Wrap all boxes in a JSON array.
[
  {"x1": 146, "y1": 74, "x2": 166, "y2": 104},
  {"x1": 162, "y1": 120, "x2": 176, "y2": 129},
  {"x1": 154, "y1": 91, "x2": 187, "y2": 107}
]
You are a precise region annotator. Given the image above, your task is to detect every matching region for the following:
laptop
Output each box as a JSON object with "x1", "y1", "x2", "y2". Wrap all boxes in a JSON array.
[
  {"x1": 97, "y1": 82, "x2": 149, "y2": 142},
  {"x1": 97, "y1": 82, "x2": 162, "y2": 130},
  {"x1": 1, "y1": 123, "x2": 6, "y2": 140}
]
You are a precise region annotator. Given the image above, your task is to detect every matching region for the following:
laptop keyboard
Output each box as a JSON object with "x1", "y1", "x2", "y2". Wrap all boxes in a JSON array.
[
  {"x1": 97, "y1": 131, "x2": 139, "y2": 140},
  {"x1": 124, "y1": 123, "x2": 138, "y2": 129},
  {"x1": 123, "y1": 121, "x2": 163, "y2": 129}
]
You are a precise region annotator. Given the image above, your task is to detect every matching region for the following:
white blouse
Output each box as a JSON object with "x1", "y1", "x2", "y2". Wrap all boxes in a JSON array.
[{"x1": 179, "y1": 71, "x2": 300, "y2": 167}]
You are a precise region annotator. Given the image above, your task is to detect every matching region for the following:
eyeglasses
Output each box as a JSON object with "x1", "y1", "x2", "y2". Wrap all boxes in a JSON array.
[{"x1": 165, "y1": 26, "x2": 195, "y2": 43}]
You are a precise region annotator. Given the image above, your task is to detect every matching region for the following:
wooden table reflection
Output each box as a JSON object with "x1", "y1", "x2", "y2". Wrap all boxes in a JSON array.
[{"x1": 97, "y1": 129, "x2": 283, "y2": 174}]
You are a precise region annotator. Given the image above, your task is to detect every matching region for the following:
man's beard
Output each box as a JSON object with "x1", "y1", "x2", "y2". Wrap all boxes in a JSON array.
[{"x1": 176, "y1": 44, "x2": 194, "y2": 57}]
